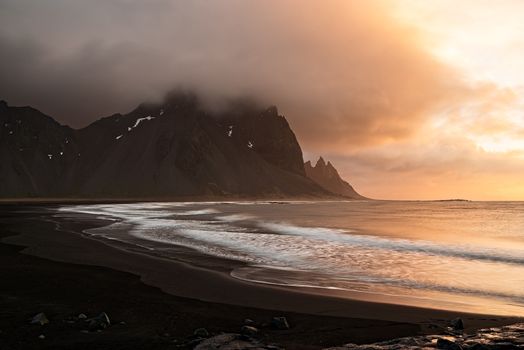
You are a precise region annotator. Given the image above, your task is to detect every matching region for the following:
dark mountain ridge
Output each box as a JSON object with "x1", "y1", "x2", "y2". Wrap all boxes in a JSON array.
[
  {"x1": 305, "y1": 157, "x2": 365, "y2": 199},
  {"x1": 0, "y1": 93, "x2": 363, "y2": 199}
]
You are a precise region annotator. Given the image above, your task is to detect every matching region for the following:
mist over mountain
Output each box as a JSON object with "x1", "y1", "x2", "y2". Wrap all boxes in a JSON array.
[{"x1": 0, "y1": 92, "x2": 363, "y2": 199}]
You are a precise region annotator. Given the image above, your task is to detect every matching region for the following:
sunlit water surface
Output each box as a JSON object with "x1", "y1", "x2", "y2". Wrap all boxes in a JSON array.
[{"x1": 59, "y1": 201, "x2": 524, "y2": 316}]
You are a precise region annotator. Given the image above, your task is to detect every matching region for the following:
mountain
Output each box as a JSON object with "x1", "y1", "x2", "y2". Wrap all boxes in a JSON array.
[
  {"x1": 304, "y1": 157, "x2": 365, "y2": 199},
  {"x1": 0, "y1": 100, "x2": 79, "y2": 197},
  {"x1": 0, "y1": 93, "x2": 336, "y2": 199}
]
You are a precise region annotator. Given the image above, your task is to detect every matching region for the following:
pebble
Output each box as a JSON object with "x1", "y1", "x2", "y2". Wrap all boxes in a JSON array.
[
  {"x1": 31, "y1": 312, "x2": 49, "y2": 326},
  {"x1": 244, "y1": 318, "x2": 256, "y2": 326},
  {"x1": 450, "y1": 318, "x2": 464, "y2": 331},
  {"x1": 194, "y1": 333, "x2": 283, "y2": 350},
  {"x1": 87, "y1": 312, "x2": 110, "y2": 331},
  {"x1": 271, "y1": 316, "x2": 290, "y2": 330},
  {"x1": 437, "y1": 338, "x2": 463, "y2": 350},
  {"x1": 241, "y1": 325, "x2": 259, "y2": 337},
  {"x1": 194, "y1": 328, "x2": 210, "y2": 338}
]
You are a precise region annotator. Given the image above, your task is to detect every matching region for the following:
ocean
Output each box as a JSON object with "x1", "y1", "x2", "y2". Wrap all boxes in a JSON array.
[{"x1": 59, "y1": 200, "x2": 524, "y2": 316}]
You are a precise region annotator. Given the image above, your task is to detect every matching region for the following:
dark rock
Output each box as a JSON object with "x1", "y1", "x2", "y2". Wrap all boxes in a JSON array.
[
  {"x1": 241, "y1": 325, "x2": 259, "y2": 337},
  {"x1": 451, "y1": 318, "x2": 465, "y2": 330},
  {"x1": 193, "y1": 334, "x2": 238, "y2": 350},
  {"x1": 271, "y1": 316, "x2": 290, "y2": 330},
  {"x1": 466, "y1": 344, "x2": 491, "y2": 350},
  {"x1": 30, "y1": 313, "x2": 49, "y2": 326},
  {"x1": 193, "y1": 328, "x2": 209, "y2": 338},
  {"x1": 173, "y1": 337, "x2": 203, "y2": 348},
  {"x1": 0, "y1": 93, "x2": 329, "y2": 198},
  {"x1": 486, "y1": 343, "x2": 521, "y2": 350},
  {"x1": 244, "y1": 318, "x2": 256, "y2": 326},
  {"x1": 194, "y1": 333, "x2": 281, "y2": 350},
  {"x1": 437, "y1": 338, "x2": 463, "y2": 350},
  {"x1": 304, "y1": 157, "x2": 364, "y2": 199},
  {"x1": 220, "y1": 104, "x2": 306, "y2": 176},
  {"x1": 323, "y1": 322, "x2": 524, "y2": 350},
  {"x1": 87, "y1": 312, "x2": 110, "y2": 331}
]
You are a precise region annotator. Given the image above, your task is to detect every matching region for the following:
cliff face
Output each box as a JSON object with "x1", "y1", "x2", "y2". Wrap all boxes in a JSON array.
[
  {"x1": 218, "y1": 103, "x2": 305, "y2": 176},
  {"x1": 304, "y1": 157, "x2": 365, "y2": 199},
  {"x1": 0, "y1": 101, "x2": 80, "y2": 197},
  {"x1": 0, "y1": 94, "x2": 328, "y2": 198}
]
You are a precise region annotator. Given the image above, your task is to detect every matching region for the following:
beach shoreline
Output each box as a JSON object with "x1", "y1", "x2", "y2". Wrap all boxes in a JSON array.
[{"x1": 1, "y1": 204, "x2": 521, "y2": 349}]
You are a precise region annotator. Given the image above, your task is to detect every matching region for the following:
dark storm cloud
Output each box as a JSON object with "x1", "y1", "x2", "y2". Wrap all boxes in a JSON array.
[{"x1": 0, "y1": 0, "x2": 457, "y2": 147}]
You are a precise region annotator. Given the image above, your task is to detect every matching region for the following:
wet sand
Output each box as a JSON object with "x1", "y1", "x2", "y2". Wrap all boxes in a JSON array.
[{"x1": 0, "y1": 204, "x2": 521, "y2": 349}]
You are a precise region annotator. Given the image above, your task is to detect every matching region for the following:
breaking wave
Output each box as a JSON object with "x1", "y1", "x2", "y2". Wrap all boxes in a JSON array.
[{"x1": 58, "y1": 201, "x2": 524, "y2": 316}]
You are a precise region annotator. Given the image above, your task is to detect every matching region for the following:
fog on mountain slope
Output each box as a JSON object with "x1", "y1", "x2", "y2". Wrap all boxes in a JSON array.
[{"x1": 0, "y1": 94, "x2": 363, "y2": 199}]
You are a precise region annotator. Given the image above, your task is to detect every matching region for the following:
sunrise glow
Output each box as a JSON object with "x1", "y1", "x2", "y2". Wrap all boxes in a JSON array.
[
  {"x1": 2, "y1": 2, "x2": 524, "y2": 348},
  {"x1": 1, "y1": 0, "x2": 523, "y2": 201}
]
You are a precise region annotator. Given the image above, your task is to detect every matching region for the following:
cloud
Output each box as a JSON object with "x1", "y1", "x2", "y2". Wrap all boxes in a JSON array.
[
  {"x1": 322, "y1": 134, "x2": 524, "y2": 200},
  {"x1": 3, "y1": 0, "x2": 523, "y2": 199},
  {"x1": 0, "y1": 0, "x2": 456, "y2": 144}
]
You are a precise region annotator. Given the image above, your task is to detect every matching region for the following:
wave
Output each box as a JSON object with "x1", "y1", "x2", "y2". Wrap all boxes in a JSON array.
[
  {"x1": 216, "y1": 214, "x2": 255, "y2": 222},
  {"x1": 231, "y1": 265, "x2": 524, "y2": 305},
  {"x1": 57, "y1": 201, "x2": 524, "y2": 315},
  {"x1": 60, "y1": 203, "x2": 524, "y2": 267},
  {"x1": 259, "y1": 222, "x2": 524, "y2": 266},
  {"x1": 174, "y1": 209, "x2": 219, "y2": 215}
]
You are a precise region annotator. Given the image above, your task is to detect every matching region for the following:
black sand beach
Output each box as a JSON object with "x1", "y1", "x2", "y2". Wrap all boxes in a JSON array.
[{"x1": 0, "y1": 204, "x2": 521, "y2": 349}]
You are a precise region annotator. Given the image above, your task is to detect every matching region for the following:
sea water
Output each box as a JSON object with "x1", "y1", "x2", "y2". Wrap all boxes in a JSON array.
[{"x1": 59, "y1": 200, "x2": 524, "y2": 316}]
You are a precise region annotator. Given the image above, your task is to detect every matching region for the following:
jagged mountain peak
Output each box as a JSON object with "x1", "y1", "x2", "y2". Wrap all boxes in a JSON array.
[
  {"x1": 0, "y1": 94, "x2": 331, "y2": 198},
  {"x1": 263, "y1": 105, "x2": 279, "y2": 117},
  {"x1": 305, "y1": 156, "x2": 365, "y2": 199}
]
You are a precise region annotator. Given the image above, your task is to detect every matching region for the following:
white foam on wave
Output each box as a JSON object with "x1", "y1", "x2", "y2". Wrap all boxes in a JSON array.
[
  {"x1": 60, "y1": 202, "x2": 524, "y2": 267},
  {"x1": 259, "y1": 222, "x2": 348, "y2": 238},
  {"x1": 174, "y1": 209, "x2": 219, "y2": 216},
  {"x1": 259, "y1": 221, "x2": 524, "y2": 266},
  {"x1": 57, "y1": 201, "x2": 524, "y2": 314},
  {"x1": 129, "y1": 226, "x2": 267, "y2": 264},
  {"x1": 216, "y1": 214, "x2": 255, "y2": 222},
  {"x1": 231, "y1": 264, "x2": 524, "y2": 306},
  {"x1": 231, "y1": 270, "x2": 347, "y2": 291}
]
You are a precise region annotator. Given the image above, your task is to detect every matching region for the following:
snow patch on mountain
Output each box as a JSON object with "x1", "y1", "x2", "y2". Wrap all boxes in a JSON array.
[{"x1": 128, "y1": 115, "x2": 155, "y2": 132}]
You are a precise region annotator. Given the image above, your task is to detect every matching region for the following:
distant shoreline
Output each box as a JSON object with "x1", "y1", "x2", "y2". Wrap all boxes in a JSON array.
[{"x1": 0, "y1": 194, "x2": 362, "y2": 205}]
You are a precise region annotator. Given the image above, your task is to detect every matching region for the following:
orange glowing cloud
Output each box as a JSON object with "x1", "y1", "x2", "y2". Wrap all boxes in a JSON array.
[{"x1": 1, "y1": 0, "x2": 524, "y2": 199}]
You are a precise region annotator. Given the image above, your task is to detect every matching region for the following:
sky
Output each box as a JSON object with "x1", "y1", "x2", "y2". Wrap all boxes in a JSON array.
[{"x1": 1, "y1": 0, "x2": 523, "y2": 200}]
